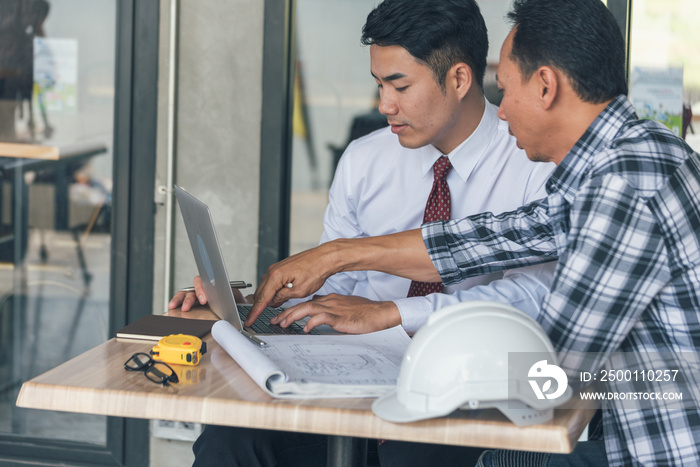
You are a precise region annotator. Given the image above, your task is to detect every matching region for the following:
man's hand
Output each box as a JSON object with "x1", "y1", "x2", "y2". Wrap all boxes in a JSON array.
[
  {"x1": 270, "y1": 294, "x2": 402, "y2": 334},
  {"x1": 168, "y1": 276, "x2": 250, "y2": 312},
  {"x1": 168, "y1": 276, "x2": 207, "y2": 311},
  {"x1": 248, "y1": 230, "x2": 437, "y2": 327},
  {"x1": 246, "y1": 243, "x2": 340, "y2": 326}
]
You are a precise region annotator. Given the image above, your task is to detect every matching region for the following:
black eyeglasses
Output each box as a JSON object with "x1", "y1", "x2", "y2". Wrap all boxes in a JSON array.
[{"x1": 124, "y1": 352, "x2": 179, "y2": 385}]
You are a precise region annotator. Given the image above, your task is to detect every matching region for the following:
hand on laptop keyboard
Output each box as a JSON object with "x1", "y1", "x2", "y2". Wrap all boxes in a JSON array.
[
  {"x1": 268, "y1": 294, "x2": 401, "y2": 334},
  {"x1": 238, "y1": 306, "x2": 320, "y2": 335}
]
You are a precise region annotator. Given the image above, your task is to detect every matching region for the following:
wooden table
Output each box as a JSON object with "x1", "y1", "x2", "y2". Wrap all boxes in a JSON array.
[
  {"x1": 16, "y1": 309, "x2": 597, "y2": 466},
  {"x1": 0, "y1": 141, "x2": 108, "y2": 235}
]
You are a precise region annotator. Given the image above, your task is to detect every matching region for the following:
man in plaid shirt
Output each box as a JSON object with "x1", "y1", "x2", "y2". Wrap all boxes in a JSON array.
[{"x1": 252, "y1": 0, "x2": 700, "y2": 464}]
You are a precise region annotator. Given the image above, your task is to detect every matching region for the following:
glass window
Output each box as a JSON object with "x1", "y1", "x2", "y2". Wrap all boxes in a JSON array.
[
  {"x1": 0, "y1": 0, "x2": 116, "y2": 446},
  {"x1": 629, "y1": 0, "x2": 700, "y2": 152},
  {"x1": 289, "y1": 0, "x2": 376, "y2": 254},
  {"x1": 288, "y1": 0, "x2": 513, "y2": 255}
]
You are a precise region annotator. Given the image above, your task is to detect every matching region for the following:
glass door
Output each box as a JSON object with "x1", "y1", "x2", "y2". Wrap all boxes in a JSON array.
[
  {"x1": 0, "y1": 0, "x2": 115, "y2": 447},
  {"x1": 0, "y1": 0, "x2": 157, "y2": 465}
]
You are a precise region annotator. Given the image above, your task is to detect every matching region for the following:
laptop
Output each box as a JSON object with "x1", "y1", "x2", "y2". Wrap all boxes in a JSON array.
[{"x1": 174, "y1": 185, "x2": 320, "y2": 347}]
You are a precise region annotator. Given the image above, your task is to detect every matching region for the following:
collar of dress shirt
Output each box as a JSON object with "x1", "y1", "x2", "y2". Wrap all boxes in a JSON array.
[{"x1": 419, "y1": 100, "x2": 499, "y2": 183}]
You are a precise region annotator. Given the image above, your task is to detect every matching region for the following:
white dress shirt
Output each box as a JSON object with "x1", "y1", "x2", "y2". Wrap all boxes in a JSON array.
[{"x1": 290, "y1": 101, "x2": 557, "y2": 333}]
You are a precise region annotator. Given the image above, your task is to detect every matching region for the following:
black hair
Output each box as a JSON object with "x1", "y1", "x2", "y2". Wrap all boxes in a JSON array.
[
  {"x1": 361, "y1": 0, "x2": 488, "y2": 91},
  {"x1": 506, "y1": 0, "x2": 628, "y2": 103}
]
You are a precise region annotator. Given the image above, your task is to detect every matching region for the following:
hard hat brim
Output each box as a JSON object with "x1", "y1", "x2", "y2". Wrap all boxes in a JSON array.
[{"x1": 372, "y1": 391, "x2": 453, "y2": 423}]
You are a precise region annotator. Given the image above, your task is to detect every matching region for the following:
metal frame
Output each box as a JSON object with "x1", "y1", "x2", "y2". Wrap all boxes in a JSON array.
[
  {"x1": 257, "y1": 0, "x2": 296, "y2": 278},
  {"x1": 607, "y1": 0, "x2": 633, "y2": 82},
  {"x1": 110, "y1": 0, "x2": 160, "y2": 465},
  {"x1": 0, "y1": 1, "x2": 159, "y2": 465}
]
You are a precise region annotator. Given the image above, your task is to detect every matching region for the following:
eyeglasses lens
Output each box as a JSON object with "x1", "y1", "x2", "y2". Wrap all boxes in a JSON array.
[
  {"x1": 125, "y1": 352, "x2": 152, "y2": 371},
  {"x1": 145, "y1": 362, "x2": 179, "y2": 385}
]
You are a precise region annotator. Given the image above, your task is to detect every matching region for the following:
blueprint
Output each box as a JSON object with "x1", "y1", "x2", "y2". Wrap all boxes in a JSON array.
[{"x1": 211, "y1": 321, "x2": 410, "y2": 398}]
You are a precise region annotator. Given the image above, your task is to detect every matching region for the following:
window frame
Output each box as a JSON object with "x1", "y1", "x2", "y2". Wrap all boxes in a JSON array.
[{"x1": 257, "y1": 0, "x2": 297, "y2": 278}]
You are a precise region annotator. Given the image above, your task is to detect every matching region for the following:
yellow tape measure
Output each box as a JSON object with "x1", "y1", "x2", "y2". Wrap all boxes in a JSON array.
[{"x1": 151, "y1": 334, "x2": 207, "y2": 366}]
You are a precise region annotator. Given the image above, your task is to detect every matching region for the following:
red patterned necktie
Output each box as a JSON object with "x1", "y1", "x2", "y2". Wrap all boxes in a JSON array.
[{"x1": 407, "y1": 155, "x2": 452, "y2": 297}]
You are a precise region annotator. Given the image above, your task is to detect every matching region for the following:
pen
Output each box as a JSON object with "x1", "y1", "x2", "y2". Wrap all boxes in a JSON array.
[
  {"x1": 241, "y1": 330, "x2": 268, "y2": 348},
  {"x1": 179, "y1": 280, "x2": 252, "y2": 293}
]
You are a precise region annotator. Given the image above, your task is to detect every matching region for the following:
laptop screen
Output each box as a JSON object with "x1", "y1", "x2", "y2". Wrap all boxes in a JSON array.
[{"x1": 173, "y1": 185, "x2": 244, "y2": 331}]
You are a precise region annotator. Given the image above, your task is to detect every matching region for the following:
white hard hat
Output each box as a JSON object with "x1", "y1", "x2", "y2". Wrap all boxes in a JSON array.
[{"x1": 372, "y1": 301, "x2": 572, "y2": 426}]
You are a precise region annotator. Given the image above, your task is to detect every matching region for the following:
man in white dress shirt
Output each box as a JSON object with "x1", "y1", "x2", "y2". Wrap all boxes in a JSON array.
[
  {"x1": 185, "y1": 1, "x2": 557, "y2": 465},
  {"x1": 172, "y1": 3, "x2": 555, "y2": 338}
]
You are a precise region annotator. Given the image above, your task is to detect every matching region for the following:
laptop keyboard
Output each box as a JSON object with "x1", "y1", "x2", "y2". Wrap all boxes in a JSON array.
[{"x1": 238, "y1": 305, "x2": 320, "y2": 335}]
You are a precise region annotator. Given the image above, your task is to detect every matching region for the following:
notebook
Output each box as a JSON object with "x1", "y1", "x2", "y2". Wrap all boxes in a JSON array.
[
  {"x1": 173, "y1": 185, "x2": 322, "y2": 347},
  {"x1": 116, "y1": 314, "x2": 216, "y2": 342}
]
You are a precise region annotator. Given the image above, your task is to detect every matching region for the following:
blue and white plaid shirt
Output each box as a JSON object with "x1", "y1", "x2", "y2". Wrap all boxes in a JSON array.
[{"x1": 423, "y1": 95, "x2": 700, "y2": 466}]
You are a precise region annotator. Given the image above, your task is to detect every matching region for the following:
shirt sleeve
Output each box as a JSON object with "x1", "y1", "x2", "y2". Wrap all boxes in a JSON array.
[
  {"x1": 423, "y1": 197, "x2": 558, "y2": 286},
  {"x1": 541, "y1": 174, "x2": 670, "y2": 376},
  {"x1": 393, "y1": 261, "x2": 556, "y2": 333}
]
